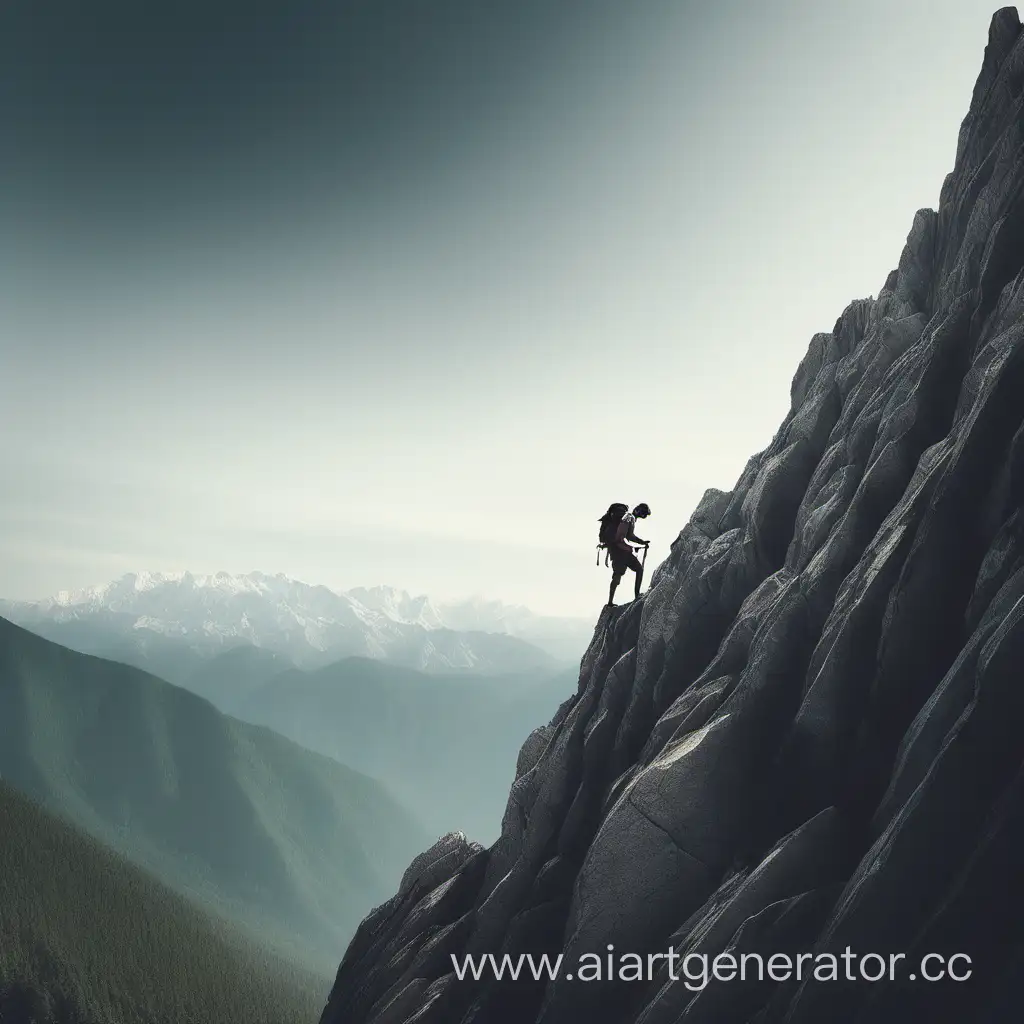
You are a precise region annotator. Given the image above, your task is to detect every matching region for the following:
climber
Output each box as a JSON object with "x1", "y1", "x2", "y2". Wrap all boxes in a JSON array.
[{"x1": 598, "y1": 503, "x2": 651, "y2": 605}]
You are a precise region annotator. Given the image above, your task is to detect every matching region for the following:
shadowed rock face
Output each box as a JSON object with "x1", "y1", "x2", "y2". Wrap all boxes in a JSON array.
[{"x1": 319, "y1": 10, "x2": 1024, "y2": 1023}]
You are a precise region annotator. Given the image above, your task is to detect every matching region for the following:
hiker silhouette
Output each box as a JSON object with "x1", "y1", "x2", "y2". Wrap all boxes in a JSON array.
[{"x1": 597, "y1": 503, "x2": 651, "y2": 604}]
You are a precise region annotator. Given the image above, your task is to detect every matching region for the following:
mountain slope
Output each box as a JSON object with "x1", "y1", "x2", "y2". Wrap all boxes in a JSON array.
[
  {"x1": 317, "y1": 11, "x2": 1024, "y2": 1024},
  {"x1": 0, "y1": 615, "x2": 431, "y2": 975},
  {"x1": 6, "y1": 612, "x2": 213, "y2": 687},
  {"x1": 226, "y1": 657, "x2": 577, "y2": 844},
  {"x1": 183, "y1": 642, "x2": 296, "y2": 706},
  {"x1": 351, "y1": 587, "x2": 594, "y2": 662},
  {"x1": 0, "y1": 572, "x2": 571, "y2": 673},
  {"x1": 0, "y1": 778, "x2": 326, "y2": 1024}
]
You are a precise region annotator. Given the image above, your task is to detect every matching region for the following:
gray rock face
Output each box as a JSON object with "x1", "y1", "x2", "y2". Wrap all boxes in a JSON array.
[{"x1": 319, "y1": 11, "x2": 1024, "y2": 1023}]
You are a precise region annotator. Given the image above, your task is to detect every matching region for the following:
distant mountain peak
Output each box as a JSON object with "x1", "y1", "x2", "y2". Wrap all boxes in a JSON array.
[{"x1": 7, "y1": 569, "x2": 591, "y2": 671}]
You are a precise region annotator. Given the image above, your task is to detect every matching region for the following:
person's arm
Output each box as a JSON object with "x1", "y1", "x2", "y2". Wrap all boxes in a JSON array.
[{"x1": 622, "y1": 519, "x2": 648, "y2": 547}]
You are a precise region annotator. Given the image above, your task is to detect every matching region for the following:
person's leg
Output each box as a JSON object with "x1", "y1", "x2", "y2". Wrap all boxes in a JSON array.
[
  {"x1": 608, "y1": 567, "x2": 623, "y2": 605},
  {"x1": 608, "y1": 549, "x2": 628, "y2": 605},
  {"x1": 624, "y1": 551, "x2": 644, "y2": 600}
]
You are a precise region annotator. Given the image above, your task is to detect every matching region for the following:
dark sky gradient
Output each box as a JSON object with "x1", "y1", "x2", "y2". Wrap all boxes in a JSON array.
[
  {"x1": 0, "y1": 1, "x2": 1008, "y2": 613},
  {"x1": 4, "y1": 2, "x2": 684, "y2": 229},
  {"x1": 3, "y1": 0, "x2": 710, "y2": 374}
]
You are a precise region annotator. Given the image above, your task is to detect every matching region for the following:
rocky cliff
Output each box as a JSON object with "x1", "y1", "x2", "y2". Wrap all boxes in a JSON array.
[{"x1": 317, "y1": 10, "x2": 1024, "y2": 1023}]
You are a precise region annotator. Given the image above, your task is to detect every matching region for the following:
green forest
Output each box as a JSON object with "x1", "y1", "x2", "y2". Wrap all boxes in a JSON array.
[{"x1": 0, "y1": 778, "x2": 328, "y2": 1024}]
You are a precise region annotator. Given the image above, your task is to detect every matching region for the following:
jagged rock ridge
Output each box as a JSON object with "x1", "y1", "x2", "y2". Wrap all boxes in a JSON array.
[{"x1": 318, "y1": 10, "x2": 1024, "y2": 1023}]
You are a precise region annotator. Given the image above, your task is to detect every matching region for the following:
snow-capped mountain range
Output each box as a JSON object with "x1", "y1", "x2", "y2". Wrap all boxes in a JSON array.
[{"x1": 1, "y1": 571, "x2": 591, "y2": 673}]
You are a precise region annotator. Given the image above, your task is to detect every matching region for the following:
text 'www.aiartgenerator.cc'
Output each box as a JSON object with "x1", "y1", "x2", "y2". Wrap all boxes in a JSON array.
[{"x1": 450, "y1": 946, "x2": 973, "y2": 990}]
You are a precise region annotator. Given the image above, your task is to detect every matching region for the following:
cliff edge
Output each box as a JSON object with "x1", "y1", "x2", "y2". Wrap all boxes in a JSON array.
[{"x1": 319, "y1": 9, "x2": 1024, "y2": 1023}]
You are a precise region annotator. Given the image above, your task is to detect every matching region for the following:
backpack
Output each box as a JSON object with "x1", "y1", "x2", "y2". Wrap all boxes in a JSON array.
[{"x1": 596, "y1": 503, "x2": 629, "y2": 564}]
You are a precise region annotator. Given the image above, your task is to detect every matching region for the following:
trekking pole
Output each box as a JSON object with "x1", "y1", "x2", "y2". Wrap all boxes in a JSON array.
[{"x1": 641, "y1": 544, "x2": 649, "y2": 569}]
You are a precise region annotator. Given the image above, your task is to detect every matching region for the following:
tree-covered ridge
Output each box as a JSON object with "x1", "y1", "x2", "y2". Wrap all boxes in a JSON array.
[
  {"x1": 0, "y1": 613, "x2": 431, "y2": 972},
  {"x1": 0, "y1": 778, "x2": 326, "y2": 1024}
]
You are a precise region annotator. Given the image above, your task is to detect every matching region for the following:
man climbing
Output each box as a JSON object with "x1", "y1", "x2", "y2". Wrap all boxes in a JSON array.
[{"x1": 599, "y1": 502, "x2": 652, "y2": 605}]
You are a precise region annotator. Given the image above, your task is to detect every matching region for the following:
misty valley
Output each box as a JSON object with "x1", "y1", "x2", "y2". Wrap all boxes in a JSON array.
[{"x1": 0, "y1": 575, "x2": 586, "y2": 1023}]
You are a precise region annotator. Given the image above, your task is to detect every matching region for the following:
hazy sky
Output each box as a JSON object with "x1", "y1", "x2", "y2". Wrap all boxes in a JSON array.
[{"x1": 0, "y1": 1, "x2": 1011, "y2": 616}]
